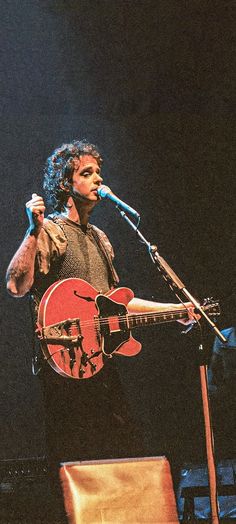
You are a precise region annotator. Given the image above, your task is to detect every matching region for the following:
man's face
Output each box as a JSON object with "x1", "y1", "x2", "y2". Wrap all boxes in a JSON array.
[{"x1": 71, "y1": 155, "x2": 103, "y2": 202}]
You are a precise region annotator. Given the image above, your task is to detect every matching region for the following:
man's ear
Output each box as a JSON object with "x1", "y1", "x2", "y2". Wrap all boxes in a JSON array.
[
  {"x1": 73, "y1": 157, "x2": 80, "y2": 171},
  {"x1": 59, "y1": 180, "x2": 71, "y2": 192}
]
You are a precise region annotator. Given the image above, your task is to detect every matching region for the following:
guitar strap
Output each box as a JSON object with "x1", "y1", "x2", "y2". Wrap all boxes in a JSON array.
[{"x1": 89, "y1": 225, "x2": 119, "y2": 289}]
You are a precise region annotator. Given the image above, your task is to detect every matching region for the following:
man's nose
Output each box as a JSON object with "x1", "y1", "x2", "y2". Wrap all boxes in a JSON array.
[{"x1": 94, "y1": 173, "x2": 103, "y2": 184}]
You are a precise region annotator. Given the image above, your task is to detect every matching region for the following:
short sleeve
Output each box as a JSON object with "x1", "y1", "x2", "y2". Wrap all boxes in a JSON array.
[{"x1": 36, "y1": 218, "x2": 67, "y2": 274}]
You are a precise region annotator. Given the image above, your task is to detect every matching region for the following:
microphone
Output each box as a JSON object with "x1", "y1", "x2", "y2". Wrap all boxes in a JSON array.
[{"x1": 97, "y1": 185, "x2": 140, "y2": 219}]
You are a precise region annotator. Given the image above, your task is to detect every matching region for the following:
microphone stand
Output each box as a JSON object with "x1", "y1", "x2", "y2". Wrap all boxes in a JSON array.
[{"x1": 117, "y1": 208, "x2": 226, "y2": 524}]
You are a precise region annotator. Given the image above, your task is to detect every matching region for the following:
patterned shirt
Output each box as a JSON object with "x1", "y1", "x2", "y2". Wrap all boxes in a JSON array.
[{"x1": 31, "y1": 215, "x2": 119, "y2": 308}]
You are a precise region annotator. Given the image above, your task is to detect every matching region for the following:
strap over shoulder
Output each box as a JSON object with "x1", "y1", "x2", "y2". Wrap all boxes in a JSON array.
[{"x1": 90, "y1": 225, "x2": 119, "y2": 287}]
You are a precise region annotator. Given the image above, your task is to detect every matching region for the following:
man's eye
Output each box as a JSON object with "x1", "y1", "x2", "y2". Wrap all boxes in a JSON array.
[{"x1": 82, "y1": 172, "x2": 91, "y2": 177}]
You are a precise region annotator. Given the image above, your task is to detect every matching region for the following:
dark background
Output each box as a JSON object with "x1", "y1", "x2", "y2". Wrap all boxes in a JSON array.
[{"x1": 1, "y1": 0, "x2": 235, "y2": 469}]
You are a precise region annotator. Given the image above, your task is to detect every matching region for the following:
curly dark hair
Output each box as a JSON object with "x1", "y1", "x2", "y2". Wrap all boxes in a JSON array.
[{"x1": 43, "y1": 139, "x2": 103, "y2": 211}]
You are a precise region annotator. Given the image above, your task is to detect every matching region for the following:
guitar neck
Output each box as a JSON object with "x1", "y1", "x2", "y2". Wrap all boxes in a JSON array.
[{"x1": 127, "y1": 308, "x2": 190, "y2": 330}]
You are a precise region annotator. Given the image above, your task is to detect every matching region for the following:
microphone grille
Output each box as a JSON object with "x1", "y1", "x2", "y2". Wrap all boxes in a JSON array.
[{"x1": 97, "y1": 185, "x2": 112, "y2": 198}]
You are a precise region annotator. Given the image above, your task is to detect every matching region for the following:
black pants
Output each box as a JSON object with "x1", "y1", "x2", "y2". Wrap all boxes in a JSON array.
[{"x1": 40, "y1": 358, "x2": 146, "y2": 466}]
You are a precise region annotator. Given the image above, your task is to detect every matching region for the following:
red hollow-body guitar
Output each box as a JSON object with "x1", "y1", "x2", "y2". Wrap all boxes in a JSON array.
[{"x1": 37, "y1": 278, "x2": 219, "y2": 380}]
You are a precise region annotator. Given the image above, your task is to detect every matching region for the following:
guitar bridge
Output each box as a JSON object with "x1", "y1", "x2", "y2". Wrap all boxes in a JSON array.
[{"x1": 41, "y1": 318, "x2": 82, "y2": 345}]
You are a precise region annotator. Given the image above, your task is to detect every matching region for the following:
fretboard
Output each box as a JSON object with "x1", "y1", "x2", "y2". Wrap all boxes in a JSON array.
[{"x1": 127, "y1": 309, "x2": 189, "y2": 329}]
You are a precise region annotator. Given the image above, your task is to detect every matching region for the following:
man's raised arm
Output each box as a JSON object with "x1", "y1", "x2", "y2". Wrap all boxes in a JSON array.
[{"x1": 6, "y1": 194, "x2": 45, "y2": 297}]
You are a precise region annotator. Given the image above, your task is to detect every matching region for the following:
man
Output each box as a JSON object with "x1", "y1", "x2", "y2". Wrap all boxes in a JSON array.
[{"x1": 6, "y1": 139, "x2": 197, "y2": 465}]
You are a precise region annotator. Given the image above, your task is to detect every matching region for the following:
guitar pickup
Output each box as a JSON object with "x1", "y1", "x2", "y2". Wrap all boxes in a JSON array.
[{"x1": 99, "y1": 314, "x2": 129, "y2": 336}]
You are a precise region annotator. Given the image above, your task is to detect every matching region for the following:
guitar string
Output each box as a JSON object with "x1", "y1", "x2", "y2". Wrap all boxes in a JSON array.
[
  {"x1": 46, "y1": 305, "x2": 217, "y2": 332},
  {"x1": 81, "y1": 310, "x2": 188, "y2": 327},
  {"x1": 51, "y1": 309, "x2": 189, "y2": 330},
  {"x1": 44, "y1": 306, "x2": 217, "y2": 335},
  {"x1": 43, "y1": 312, "x2": 189, "y2": 343}
]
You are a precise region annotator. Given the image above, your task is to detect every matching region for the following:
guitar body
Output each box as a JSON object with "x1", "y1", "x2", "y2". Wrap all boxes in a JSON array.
[
  {"x1": 37, "y1": 278, "x2": 142, "y2": 380},
  {"x1": 37, "y1": 278, "x2": 220, "y2": 380}
]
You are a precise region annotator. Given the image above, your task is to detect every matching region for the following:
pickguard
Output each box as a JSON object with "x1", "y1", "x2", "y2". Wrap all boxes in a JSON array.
[{"x1": 96, "y1": 295, "x2": 130, "y2": 355}]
